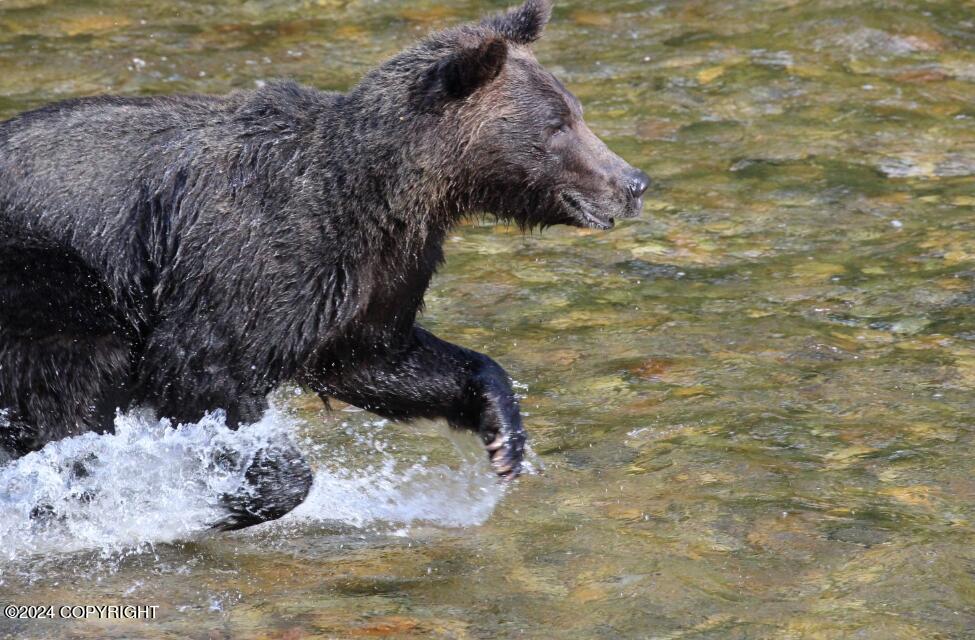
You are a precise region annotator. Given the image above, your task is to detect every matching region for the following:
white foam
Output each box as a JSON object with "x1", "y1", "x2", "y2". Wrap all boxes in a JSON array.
[
  {"x1": 291, "y1": 453, "x2": 503, "y2": 531},
  {"x1": 0, "y1": 405, "x2": 505, "y2": 566}
]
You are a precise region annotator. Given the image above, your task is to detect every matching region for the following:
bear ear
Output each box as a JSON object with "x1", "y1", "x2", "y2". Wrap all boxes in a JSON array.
[
  {"x1": 416, "y1": 37, "x2": 508, "y2": 111},
  {"x1": 482, "y1": 0, "x2": 553, "y2": 45}
]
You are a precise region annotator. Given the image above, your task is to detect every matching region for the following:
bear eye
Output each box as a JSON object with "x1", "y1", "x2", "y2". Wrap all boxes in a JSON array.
[{"x1": 548, "y1": 121, "x2": 571, "y2": 138}]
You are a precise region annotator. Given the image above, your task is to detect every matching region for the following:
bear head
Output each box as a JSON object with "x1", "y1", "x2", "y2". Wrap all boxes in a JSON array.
[
  {"x1": 427, "y1": 0, "x2": 648, "y2": 230},
  {"x1": 359, "y1": 0, "x2": 651, "y2": 230}
]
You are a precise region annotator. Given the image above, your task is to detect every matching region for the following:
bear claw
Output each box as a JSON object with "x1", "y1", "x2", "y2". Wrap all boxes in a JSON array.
[
  {"x1": 486, "y1": 435, "x2": 523, "y2": 479},
  {"x1": 486, "y1": 434, "x2": 505, "y2": 452}
]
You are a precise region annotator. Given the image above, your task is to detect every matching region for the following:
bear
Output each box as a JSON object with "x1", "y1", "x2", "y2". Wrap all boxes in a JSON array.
[{"x1": 0, "y1": 0, "x2": 650, "y2": 529}]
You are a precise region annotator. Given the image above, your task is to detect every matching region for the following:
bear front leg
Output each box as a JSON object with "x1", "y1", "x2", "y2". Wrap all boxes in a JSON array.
[{"x1": 307, "y1": 326, "x2": 527, "y2": 478}]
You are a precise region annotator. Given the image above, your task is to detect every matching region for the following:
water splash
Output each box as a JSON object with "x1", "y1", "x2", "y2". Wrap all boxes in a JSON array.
[
  {"x1": 0, "y1": 405, "x2": 504, "y2": 565},
  {"x1": 292, "y1": 450, "x2": 503, "y2": 531}
]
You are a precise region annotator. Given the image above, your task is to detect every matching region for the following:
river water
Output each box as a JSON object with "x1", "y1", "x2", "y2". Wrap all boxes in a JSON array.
[{"x1": 1, "y1": 0, "x2": 974, "y2": 638}]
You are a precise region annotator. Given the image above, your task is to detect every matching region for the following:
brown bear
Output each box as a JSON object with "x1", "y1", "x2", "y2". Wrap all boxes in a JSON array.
[{"x1": 0, "y1": 0, "x2": 650, "y2": 528}]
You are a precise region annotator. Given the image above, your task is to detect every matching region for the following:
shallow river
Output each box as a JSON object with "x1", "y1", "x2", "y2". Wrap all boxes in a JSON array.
[{"x1": 1, "y1": 0, "x2": 975, "y2": 638}]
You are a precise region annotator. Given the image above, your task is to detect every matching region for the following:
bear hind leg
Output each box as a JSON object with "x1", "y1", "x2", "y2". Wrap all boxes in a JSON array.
[{"x1": 0, "y1": 240, "x2": 137, "y2": 457}]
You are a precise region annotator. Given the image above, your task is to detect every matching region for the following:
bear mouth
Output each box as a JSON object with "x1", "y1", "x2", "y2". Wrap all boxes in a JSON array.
[{"x1": 559, "y1": 192, "x2": 615, "y2": 230}]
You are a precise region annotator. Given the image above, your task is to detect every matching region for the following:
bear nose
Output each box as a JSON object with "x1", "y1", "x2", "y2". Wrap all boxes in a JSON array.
[{"x1": 626, "y1": 169, "x2": 651, "y2": 199}]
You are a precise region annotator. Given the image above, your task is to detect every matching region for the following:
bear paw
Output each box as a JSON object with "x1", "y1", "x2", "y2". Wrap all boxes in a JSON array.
[{"x1": 211, "y1": 442, "x2": 313, "y2": 531}]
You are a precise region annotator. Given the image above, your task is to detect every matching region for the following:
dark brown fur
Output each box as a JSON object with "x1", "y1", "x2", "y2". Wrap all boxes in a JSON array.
[{"x1": 0, "y1": 0, "x2": 649, "y2": 528}]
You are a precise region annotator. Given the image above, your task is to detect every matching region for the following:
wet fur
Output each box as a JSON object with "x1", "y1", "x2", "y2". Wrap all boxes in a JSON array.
[{"x1": 0, "y1": 0, "x2": 642, "y2": 527}]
